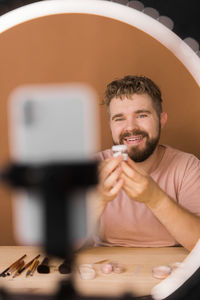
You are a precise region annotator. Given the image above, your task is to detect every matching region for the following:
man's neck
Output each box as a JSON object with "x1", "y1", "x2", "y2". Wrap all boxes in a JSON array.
[{"x1": 135, "y1": 144, "x2": 166, "y2": 174}]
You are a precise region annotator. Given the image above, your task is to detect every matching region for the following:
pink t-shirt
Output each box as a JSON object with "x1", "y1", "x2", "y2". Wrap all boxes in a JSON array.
[{"x1": 94, "y1": 145, "x2": 200, "y2": 247}]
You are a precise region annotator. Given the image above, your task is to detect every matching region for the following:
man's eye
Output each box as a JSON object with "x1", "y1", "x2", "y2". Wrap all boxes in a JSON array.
[
  {"x1": 137, "y1": 114, "x2": 148, "y2": 118},
  {"x1": 115, "y1": 118, "x2": 125, "y2": 121}
]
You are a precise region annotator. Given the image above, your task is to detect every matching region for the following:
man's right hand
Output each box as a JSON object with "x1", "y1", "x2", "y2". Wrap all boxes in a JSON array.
[
  {"x1": 86, "y1": 156, "x2": 124, "y2": 237},
  {"x1": 98, "y1": 156, "x2": 124, "y2": 208}
]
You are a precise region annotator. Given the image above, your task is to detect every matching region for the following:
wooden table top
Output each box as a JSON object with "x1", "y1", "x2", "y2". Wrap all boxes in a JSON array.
[{"x1": 0, "y1": 246, "x2": 189, "y2": 297}]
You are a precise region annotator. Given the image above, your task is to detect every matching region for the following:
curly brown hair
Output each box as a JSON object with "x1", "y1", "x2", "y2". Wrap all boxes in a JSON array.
[{"x1": 103, "y1": 75, "x2": 163, "y2": 116}]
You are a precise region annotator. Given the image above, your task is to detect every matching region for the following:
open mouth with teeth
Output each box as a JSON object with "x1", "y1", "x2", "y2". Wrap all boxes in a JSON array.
[{"x1": 123, "y1": 135, "x2": 144, "y2": 145}]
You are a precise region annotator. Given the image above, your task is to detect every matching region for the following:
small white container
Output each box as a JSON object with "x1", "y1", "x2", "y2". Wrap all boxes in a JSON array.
[
  {"x1": 112, "y1": 145, "x2": 128, "y2": 161},
  {"x1": 79, "y1": 264, "x2": 96, "y2": 280}
]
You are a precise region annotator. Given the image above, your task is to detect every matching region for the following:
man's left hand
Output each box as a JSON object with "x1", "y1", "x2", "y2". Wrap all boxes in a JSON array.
[{"x1": 120, "y1": 158, "x2": 164, "y2": 207}]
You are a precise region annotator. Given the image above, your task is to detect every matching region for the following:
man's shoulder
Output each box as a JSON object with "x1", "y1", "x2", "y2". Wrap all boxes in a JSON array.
[{"x1": 163, "y1": 145, "x2": 200, "y2": 168}]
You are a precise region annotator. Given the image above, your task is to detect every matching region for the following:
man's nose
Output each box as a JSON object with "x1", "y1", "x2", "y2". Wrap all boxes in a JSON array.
[{"x1": 125, "y1": 117, "x2": 138, "y2": 131}]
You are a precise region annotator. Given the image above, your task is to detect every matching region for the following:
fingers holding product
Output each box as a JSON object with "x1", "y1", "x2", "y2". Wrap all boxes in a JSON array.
[{"x1": 98, "y1": 156, "x2": 124, "y2": 201}]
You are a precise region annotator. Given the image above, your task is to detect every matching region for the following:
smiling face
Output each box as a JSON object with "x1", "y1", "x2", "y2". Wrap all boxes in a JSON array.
[{"x1": 109, "y1": 93, "x2": 167, "y2": 162}]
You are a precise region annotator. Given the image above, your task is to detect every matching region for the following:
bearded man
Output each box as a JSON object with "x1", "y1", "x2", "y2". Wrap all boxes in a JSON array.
[{"x1": 93, "y1": 75, "x2": 200, "y2": 251}]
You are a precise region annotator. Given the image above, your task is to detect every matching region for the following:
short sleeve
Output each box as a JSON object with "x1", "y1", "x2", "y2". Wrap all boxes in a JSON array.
[{"x1": 178, "y1": 155, "x2": 200, "y2": 216}]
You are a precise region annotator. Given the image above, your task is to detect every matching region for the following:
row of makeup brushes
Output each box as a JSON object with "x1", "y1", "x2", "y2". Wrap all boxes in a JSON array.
[{"x1": 0, "y1": 254, "x2": 71, "y2": 278}]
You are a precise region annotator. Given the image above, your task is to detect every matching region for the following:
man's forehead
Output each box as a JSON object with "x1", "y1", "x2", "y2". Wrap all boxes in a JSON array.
[{"x1": 109, "y1": 94, "x2": 154, "y2": 110}]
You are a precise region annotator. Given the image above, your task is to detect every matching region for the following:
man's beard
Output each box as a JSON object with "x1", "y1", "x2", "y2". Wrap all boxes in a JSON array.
[{"x1": 114, "y1": 126, "x2": 161, "y2": 162}]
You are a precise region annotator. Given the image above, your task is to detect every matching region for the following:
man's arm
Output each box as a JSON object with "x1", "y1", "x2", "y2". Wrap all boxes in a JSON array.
[
  {"x1": 121, "y1": 158, "x2": 200, "y2": 251},
  {"x1": 147, "y1": 193, "x2": 200, "y2": 251}
]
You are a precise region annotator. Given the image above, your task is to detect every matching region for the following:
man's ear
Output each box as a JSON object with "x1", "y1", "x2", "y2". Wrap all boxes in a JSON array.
[{"x1": 160, "y1": 112, "x2": 168, "y2": 129}]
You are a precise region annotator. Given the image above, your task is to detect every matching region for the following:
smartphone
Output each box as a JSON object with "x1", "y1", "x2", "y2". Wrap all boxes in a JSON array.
[{"x1": 8, "y1": 83, "x2": 100, "y2": 247}]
